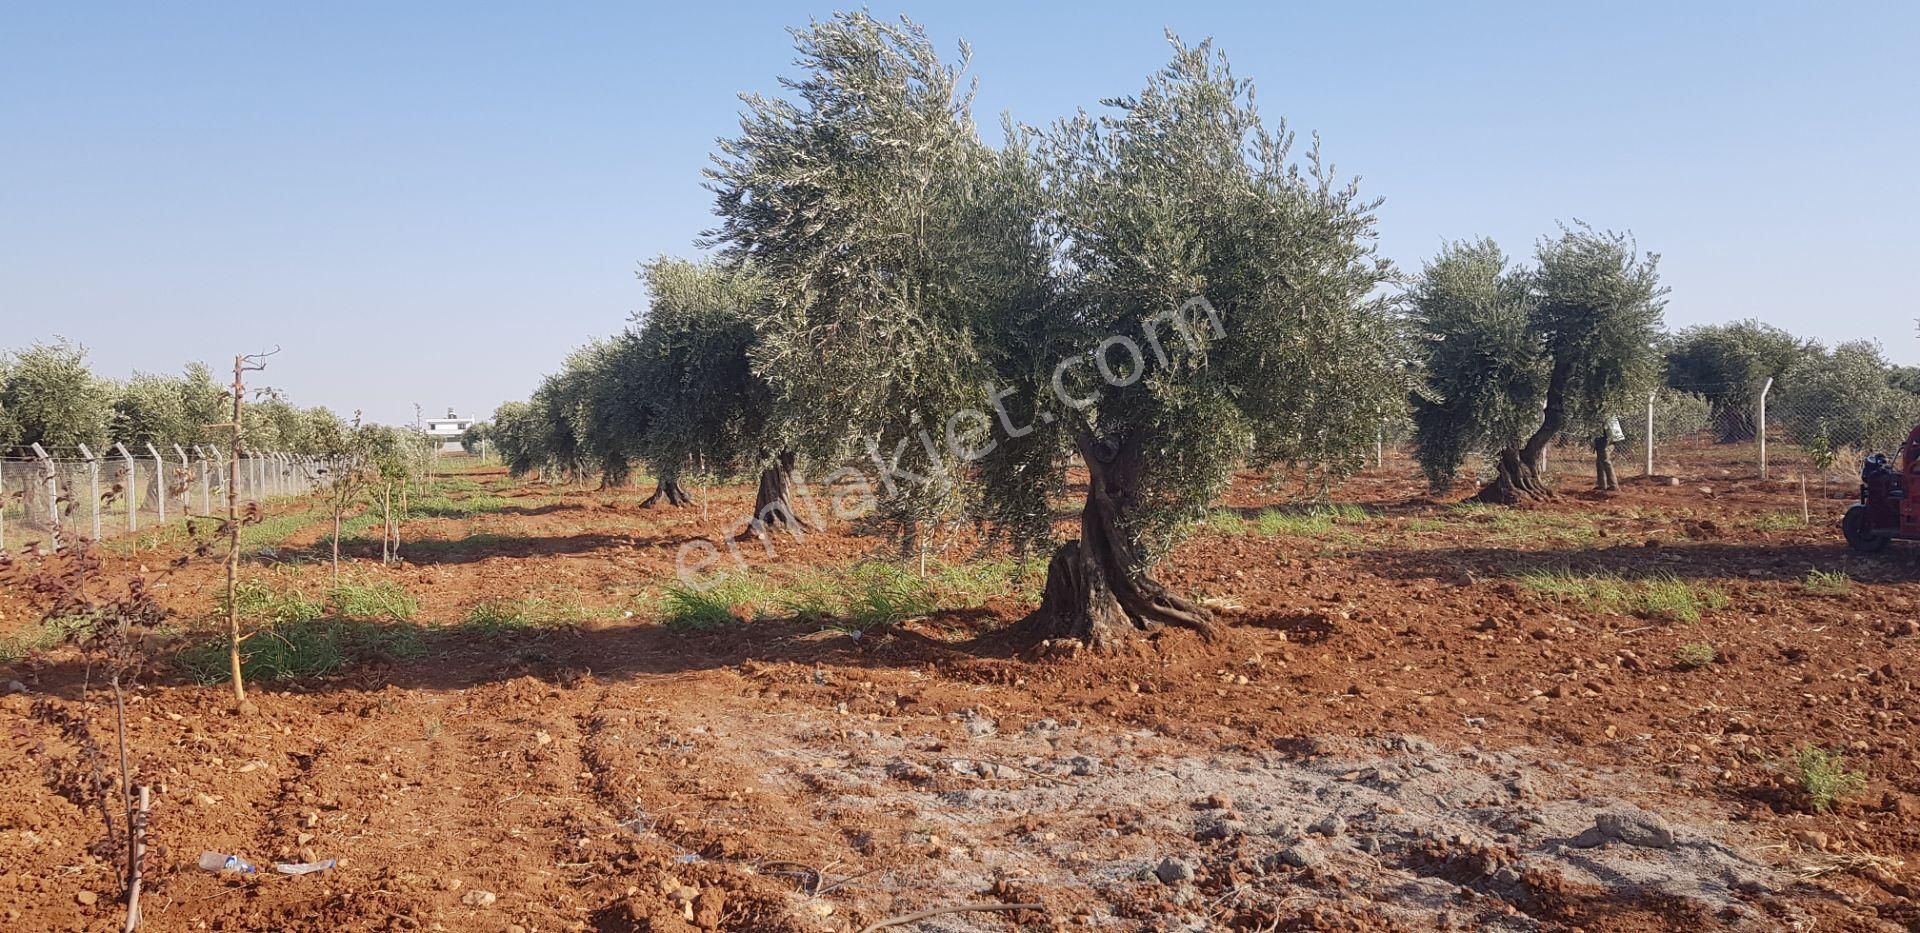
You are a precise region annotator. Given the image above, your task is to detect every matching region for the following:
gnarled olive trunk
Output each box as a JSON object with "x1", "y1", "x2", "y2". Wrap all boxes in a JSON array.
[
  {"x1": 640, "y1": 476, "x2": 693, "y2": 508},
  {"x1": 1020, "y1": 435, "x2": 1218, "y2": 650},
  {"x1": 598, "y1": 455, "x2": 633, "y2": 490},
  {"x1": 1476, "y1": 358, "x2": 1567, "y2": 504},
  {"x1": 740, "y1": 451, "x2": 806, "y2": 539},
  {"x1": 1473, "y1": 447, "x2": 1553, "y2": 504}
]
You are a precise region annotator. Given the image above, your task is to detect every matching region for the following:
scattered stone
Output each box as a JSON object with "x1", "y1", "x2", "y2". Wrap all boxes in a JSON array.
[
  {"x1": 1154, "y1": 856, "x2": 1197, "y2": 885},
  {"x1": 1308, "y1": 813, "x2": 1346, "y2": 837},
  {"x1": 964, "y1": 716, "x2": 997, "y2": 737},
  {"x1": 1279, "y1": 843, "x2": 1327, "y2": 870},
  {"x1": 1197, "y1": 817, "x2": 1248, "y2": 841},
  {"x1": 1068, "y1": 755, "x2": 1101, "y2": 776},
  {"x1": 1593, "y1": 807, "x2": 1675, "y2": 849},
  {"x1": 1023, "y1": 718, "x2": 1060, "y2": 736},
  {"x1": 462, "y1": 890, "x2": 497, "y2": 908},
  {"x1": 6, "y1": 680, "x2": 26, "y2": 694},
  {"x1": 1203, "y1": 793, "x2": 1235, "y2": 811},
  {"x1": 75, "y1": 891, "x2": 97, "y2": 907},
  {"x1": 534, "y1": 730, "x2": 553, "y2": 746},
  {"x1": 1792, "y1": 829, "x2": 1829, "y2": 852}
]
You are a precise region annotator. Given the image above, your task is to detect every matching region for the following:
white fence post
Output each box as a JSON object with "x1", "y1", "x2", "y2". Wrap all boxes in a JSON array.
[
  {"x1": 1645, "y1": 390, "x2": 1656, "y2": 477},
  {"x1": 79, "y1": 444, "x2": 101, "y2": 541},
  {"x1": 1758, "y1": 376, "x2": 1774, "y2": 480},
  {"x1": 29, "y1": 443, "x2": 59, "y2": 542},
  {"x1": 196, "y1": 445, "x2": 211, "y2": 515},
  {"x1": 147, "y1": 443, "x2": 166, "y2": 523},
  {"x1": 115, "y1": 443, "x2": 137, "y2": 533},
  {"x1": 173, "y1": 445, "x2": 189, "y2": 519}
]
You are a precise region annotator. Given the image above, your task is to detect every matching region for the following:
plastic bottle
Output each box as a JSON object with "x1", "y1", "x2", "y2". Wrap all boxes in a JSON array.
[{"x1": 197, "y1": 851, "x2": 257, "y2": 873}]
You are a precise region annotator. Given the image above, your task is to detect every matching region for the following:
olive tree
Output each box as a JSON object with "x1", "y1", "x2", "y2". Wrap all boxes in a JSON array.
[
  {"x1": 1408, "y1": 240, "x2": 1546, "y2": 492},
  {"x1": 1013, "y1": 38, "x2": 1407, "y2": 644},
  {"x1": 1776, "y1": 341, "x2": 1920, "y2": 452},
  {"x1": 1, "y1": 339, "x2": 111, "y2": 454},
  {"x1": 628, "y1": 257, "x2": 768, "y2": 511},
  {"x1": 1413, "y1": 227, "x2": 1665, "y2": 503},
  {"x1": 712, "y1": 20, "x2": 1406, "y2": 647},
  {"x1": 1663, "y1": 320, "x2": 1811, "y2": 441},
  {"x1": 705, "y1": 13, "x2": 1033, "y2": 542},
  {"x1": 488, "y1": 401, "x2": 546, "y2": 478}
]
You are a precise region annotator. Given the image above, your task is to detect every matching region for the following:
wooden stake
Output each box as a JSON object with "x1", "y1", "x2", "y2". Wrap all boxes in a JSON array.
[
  {"x1": 124, "y1": 785, "x2": 148, "y2": 933},
  {"x1": 1800, "y1": 473, "x2": 1810, "y2": 526}
]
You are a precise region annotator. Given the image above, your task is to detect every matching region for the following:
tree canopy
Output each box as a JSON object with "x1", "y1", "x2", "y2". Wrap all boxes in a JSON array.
[{"x1": 1409, "y1": 226, "x2": 1667, "y2": 501}]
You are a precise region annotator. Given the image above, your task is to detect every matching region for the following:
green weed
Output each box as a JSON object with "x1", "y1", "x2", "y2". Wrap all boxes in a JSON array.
[
  {"x1": 328, "y1": 578, "x2": 419, "y2": 621},
  {"x1": 1515, "y1": 569, "x2": 1727, "y2": 623},
  {"x1": 1672, "y1": 642, "x2": 1717, "y2": 669},
  {"x1": 177, "y1": 618, "x2": 425, "y2": 685},
  {"x1": 1203, "y1": 509, "x2": 1248, "y2": 535},
  {"x1": 1793, "y1": 746, "x2": 1868, "y2": 812},
  {"x1": 1802, "y1": 569, "x2": 1853, "y2": 596}
]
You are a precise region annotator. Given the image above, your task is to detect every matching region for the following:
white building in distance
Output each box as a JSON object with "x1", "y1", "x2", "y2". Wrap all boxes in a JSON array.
[{"x1": 424, "y1": 408, "x2": 475, "y2": 452}]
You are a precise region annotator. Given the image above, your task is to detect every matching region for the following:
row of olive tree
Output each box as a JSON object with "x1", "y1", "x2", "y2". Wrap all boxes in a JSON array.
[
  {"x1": 496, "y1": 16, "x2": 1410, "y2": 648},
  {"x1": 1406, "y1": 231, "x2": 1669, "y2": 501},
  {"x1": 1409, "y1": 244, "x2": 1919, "y2": 496},
  {"x1": 0, "y1": 339, "x2": 349, "y2": 457}
]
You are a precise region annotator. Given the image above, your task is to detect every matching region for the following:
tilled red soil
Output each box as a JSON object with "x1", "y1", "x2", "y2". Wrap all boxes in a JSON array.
[{"x1": 3, "y1": 447, "x2": 1918, "y2": 931}]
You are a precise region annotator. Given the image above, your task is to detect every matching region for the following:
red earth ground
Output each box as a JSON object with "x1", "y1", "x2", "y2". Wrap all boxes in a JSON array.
[{"x1": 3, "y1": 441, "x2": 1918, "y2": 932}]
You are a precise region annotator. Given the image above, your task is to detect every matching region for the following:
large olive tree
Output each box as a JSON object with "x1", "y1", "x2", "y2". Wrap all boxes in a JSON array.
[
  {"x1": 1413, "y1": 227, "x2": 1666, "y2": 503},
  {"x1": 1408, "y1": 240, "x2": 1547, "y2": 493},
  {"x1": 710, "y1": 20, "x2": 1406, "y2": 647},
  {"x1": 628, "y1": 257, "x2": 768, "y2": 513},
  {"x1": 705, "y1": 13, "x2": 1038, "y2": 544}
]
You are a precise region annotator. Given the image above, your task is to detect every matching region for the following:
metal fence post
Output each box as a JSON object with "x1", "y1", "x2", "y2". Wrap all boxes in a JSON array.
[
  {"x1": 1758, "y1": 376, "x2": 1774, "y2": 480},
  {"x1": 1645, "y1": 390, "x2": 1656, "y2": 477},
  {"x1": 29, "y1": 443, "x2": 59, "y2": 540},
  {"x1": 147, "y1": 443, "x2": 166, "y2": 523},
  {"x1": 194, "y1": 445, "x2": 210, "y2": 515},
  {"x1": 115, "y1": 443, "x2": 137, "y2": 533},
  {"x1": 79, "y1": 444, "x2": 101, "y2": 541},
  {"x1": 173, "y1": 445, "x2": 189, "y2": 519}
]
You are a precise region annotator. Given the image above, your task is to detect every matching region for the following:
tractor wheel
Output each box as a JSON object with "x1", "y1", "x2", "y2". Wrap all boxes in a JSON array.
[{"x1": 1842, "y1": 504, "x2": 1891, "y2": 553}]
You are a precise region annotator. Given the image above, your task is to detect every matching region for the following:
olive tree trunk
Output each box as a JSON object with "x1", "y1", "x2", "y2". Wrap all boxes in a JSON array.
[
  {"x1": 740, "y1": 451, "x2": 806, "y2": 539},
  {"x1": 640, "y1": 476, "x2": 693, "y2": 508},
  {"x1": 1019, "y1": 435, "x2": 1218, "y2": 650},
  {"x1": 1475, "y1": 358, "x2": 1568, "y2": 504}
]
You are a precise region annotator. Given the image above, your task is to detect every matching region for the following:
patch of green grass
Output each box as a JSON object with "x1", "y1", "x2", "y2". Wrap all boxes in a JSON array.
[
  {"x1": 238, "y1": 507, "x2": 325, "y2": 553},
  {"x1": 1747, "y1": 512, "x2": 1806, "y2": 532},
  {"x1": 1515, "y1": 569, "x2": 1727, "y2": 623},
  {"x1": 1402, "y1": 517, "x2": 1448, "y2": 533},
  {"x1": 0, "y1": 616, "x2": 91, "y2": 664},
  {"x1": 1251, "y1": 503, "x2": 1369, "y2": 538},
  {"x1": 1254, "y1": 509, "x2": 1331, "y2": 536},
  {"x1": 841, "y1": 563, "x2": 938, "y2": 632},
  {"x1": 1793, "y1": 745, "x2": 1868, "y2": 813},
  {"x1": 1203, "y1": 509, "x2": 1248, "y2": 535},
  {"x1": 177, "y1": 618, "x2": 426, "y2": 685},
  {"x1": 1802, "y1": 569, "x2": 1853, "y2": 596},
  {"x1": 409, "y1": 494, "x2": 533, "y2": 519},
  {"x1": 460, "y1": 596, "x2": 602, "y2": 635},
  {"x1": 659, "y1": 576, "x2": 775, "y2": 632},
  {"x1": 1673, "y1": 642, "x2": 1717, "y2": 669},
  {"x1": 328, "y1": 578, "x2": 419, "y2": 621},
  {"x1": 221, "y1": 577, "x2": 325, "y2": 626},
  {"x1": 1447, "y1": 503, "x2": 1596, "y2": 544}
]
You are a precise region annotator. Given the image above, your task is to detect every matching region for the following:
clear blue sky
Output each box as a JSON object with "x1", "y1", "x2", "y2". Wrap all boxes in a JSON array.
[{"x1": 3, "y1": 2, "x2": 1914, "y2": 425}]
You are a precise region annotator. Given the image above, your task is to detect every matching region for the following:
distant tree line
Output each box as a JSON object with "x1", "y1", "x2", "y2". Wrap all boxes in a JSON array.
[{"x1": 0, "y1": 339, "x2": 352, "y2": 457}]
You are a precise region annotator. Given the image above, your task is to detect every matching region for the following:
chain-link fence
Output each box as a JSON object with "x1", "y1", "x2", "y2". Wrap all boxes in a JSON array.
[
  {"x1": 1525, "y1": 378, "x2": 1920, "y2": 493},
  {"x1": 0, "y1": 444, "x2": 334, "y2": 552}
]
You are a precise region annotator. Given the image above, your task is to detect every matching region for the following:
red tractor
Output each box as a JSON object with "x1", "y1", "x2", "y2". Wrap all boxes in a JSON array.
[{"x1": 1844, "y1": 421, "x2": 1920, "y2": 552}]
